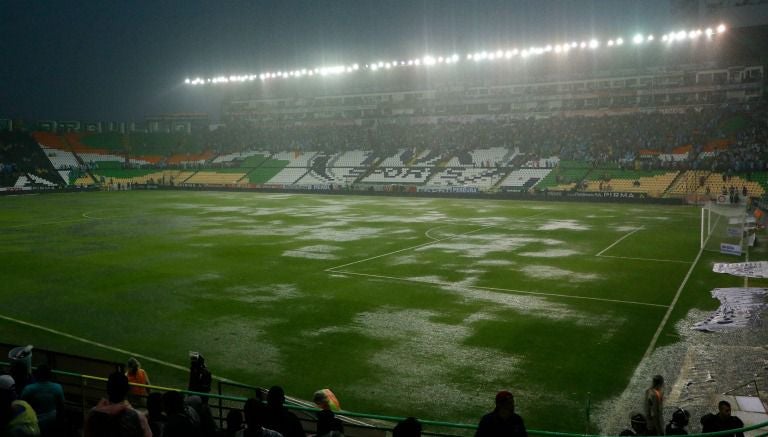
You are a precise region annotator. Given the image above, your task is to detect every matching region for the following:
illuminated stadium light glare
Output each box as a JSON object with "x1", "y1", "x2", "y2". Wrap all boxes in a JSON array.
[{"x1": 185, "y1": 22, "x2": 728, "y2": 85}]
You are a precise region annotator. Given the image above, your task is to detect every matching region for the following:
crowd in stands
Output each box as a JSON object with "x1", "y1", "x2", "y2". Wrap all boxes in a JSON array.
[
  {"x1": 1, "y1": 353, "x2": 753, "y2": 437},
  {"x1": 196, "y1": 104, "x2": 767, "y2": 169},
  {"x1": 3, "y1": 103, "x2": 768, "y2": 192}
]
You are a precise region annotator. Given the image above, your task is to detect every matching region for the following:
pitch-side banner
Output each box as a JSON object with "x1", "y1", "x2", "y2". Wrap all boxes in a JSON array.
[
  {"x1": 713, "y1": 261, "x2": 768, "y2": 278},
  {"x1": 693, "y1": 287, "x2": 768, "y2": 332},
  {"x1": 720, "y1": 243, "x2": 742, "y2": 256}
]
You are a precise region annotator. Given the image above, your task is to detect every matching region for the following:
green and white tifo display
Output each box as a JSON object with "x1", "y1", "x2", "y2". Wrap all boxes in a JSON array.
[{"x1": 1, "y1": 191, "x2": 765, "y2": 432}]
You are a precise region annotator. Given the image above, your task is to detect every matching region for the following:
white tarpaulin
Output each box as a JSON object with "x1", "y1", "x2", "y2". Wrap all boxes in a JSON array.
[
  {"x1": 693, "y1": 288, "x2": 768, "y2": 332},
  {"x1": 712, "y1": 261, "x2": 768, "y2": 278}
]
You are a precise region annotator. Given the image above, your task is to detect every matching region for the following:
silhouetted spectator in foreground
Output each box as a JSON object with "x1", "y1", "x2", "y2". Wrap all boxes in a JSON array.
[
  {"x1": 265, "y1": 386, "x2": 305, "y2": 437},
  {"x1": 163, "y1": 391, "x2": 201, "y2": 437},
  {"x1": 84, "y1": 371, "x2": 151, "y2": 437},
  {"x1": 239, "y1": 398, "x2": 282, "y2": 437},
  {"x1": 620, "y1": 413, "x2": 647, "y2": 436},
  {"x1": 314, "y1": 409, "x2": 343, "y2": 437},
  {"x1": 188, "y1": 353, "x2": 212, "y2": 403},
  {"x1": 644, "y1": 375, "x2": 664, "y2": 436},
  {"x1": 186, "y1": 395, "x2": 218, "y2": 437},
  {"x1": 393, "y1": 417, "x2": 421, "y2": 437},
  {"x1": 700, "y1": 401, "x2": 744, "y2": 437},
  {"x1": 21, "y1": 365, "x2": 64, "y2": 436},
  {"x1": 146, "y1": 392, "x2": 167, "y2": 437},
  {"x1": 475, "y1": 390, "x2": 527, "y2": 437},
  {"x1": 0, "y1": 374, "x2": 40, "y2": 436},
  {"x1": 223, "y1": 409, "x2": 243, "y2": 437},
  {"x1": 665, "y1": 408, "x2": 689, "y2": 435}
]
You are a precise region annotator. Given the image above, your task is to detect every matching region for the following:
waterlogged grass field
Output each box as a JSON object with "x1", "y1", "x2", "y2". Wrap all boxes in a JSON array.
[{"x1": 0, "y1": 190, "x2": 758, "y2": 431}]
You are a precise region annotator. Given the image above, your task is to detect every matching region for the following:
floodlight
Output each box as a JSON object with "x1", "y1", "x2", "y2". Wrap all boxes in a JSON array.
[
  {"x1": 589, "y1": 39, "x2": 599, "y2": 49},
  {"x1": 545, "y1": 45, "x2": 552, "y2": 52},
  {"x1": 184, "y1": 78, "x2": 190, "y2": 84},
  {"x1": 467, "y1": 54, "x2": 473, "y2": 60},
  {"x1": 511, "y1": 48, "x2": 519, "y2": 55},
  {"x1": 676, "y1": 30, "x2": 686, "y2": 39},
  {"x1": 571, "y1": 41, "x2": 578, "y2": 48},
  {"x1": 647, "y1": 34, "x2": 654, "y2": 41},
  {"x1": 488, "y1": 52, "x2": 496, "y2": 60},
  {"x1": 607, "y1": 40, "x2": 614, "y2": 46},
  {"x1": 633, "y1": 34, "x2": 644, "y2": 44},
  {"x1": 520, "y1": 49, "x2": 529, "y2": 58},
  {"x1": 717, "y1": 24, "x2": 726, "y2": 33},
  {"x1": 705, "y1": 27, "x2": 714, "y2": 36},
  {"x1": 414, "y1": 59, "x2": 421, "y2": 65},
  {"x1": 423, "y1": 56, "x2": 436, "y2": 65},
  {"x1": 616, "y1": 37, "x2": 624, "y2": 45},
  {"x1": 451, "y1": 54, "x2": 459, "y2": 61},
  {"x1": 384, "y1": 62, "x2": 391, "y2": 69},
  {"x1": 495, "y1": 50, "x2": 503, "y2": 57},
  {"x1": 688, "y1": 30, "x2": 697, "y2": 39},
  {"x1": 580, "y1": 41, "x2": 587, "y2": 48},
  {"x1": 554, "y1": 45, "x2": 562, "y2": 53}
]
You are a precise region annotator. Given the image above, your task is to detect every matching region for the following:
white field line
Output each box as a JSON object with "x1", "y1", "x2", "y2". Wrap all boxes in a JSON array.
[
  {"x1": 424, "y1": 225, "x2": 453, "y2": 241},
  {"x1": 595, "y1": 226, "x2": 645, "y2": 256},
  {"x1": 332, "y1": 270, "x2": 668, "y2": 308},
  {"x1": 597, "y1": 255, "x2": 693, "y2": 264},
  {"x1": 4, "y1": 217, "x2": 97, "y2": 229},
  {"x1": 0, "y1": 313, "x2": 372, "y2": 426},
  {"x1": 641, "y1": 214, "x2": 721, "y2": 360},
  {"x1": 0, "y1": 313, "x2": 190, "y2": 373},
  {"x1": 326, "y1": 210, "x2": 549, "y2": 272}
]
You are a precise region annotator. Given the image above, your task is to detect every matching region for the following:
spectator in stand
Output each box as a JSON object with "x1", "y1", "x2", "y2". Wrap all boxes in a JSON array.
[
  {"x1": 186, "y1": 395, "x2": 218, "y2": 437},
  {"x1": 146, "y1": 392, "x2": 167, "y2": 437},
  {"x1": 223, "y1": 409, "x2": 244, "y2": 437},
  {"x1": 188, "y1": 353, "x2": 212, "y2": 403},
  {"x1": 20, "y1": 365, "x2": 64, "y2": 436},
  {"x1": 644, "y1": 375, "x2": 665, "y2": 436},
  {"x1": 312, "y1": 389, "x2": 340, "y2": 412},
  {"x1": 265, "y1": 386, "x2": 305, "y2": 437},
  {"x1": 0, "y1": 374, "x2": 39, "y2": 437},
  {"x1": 314, "y1": 409, "x2": 343, "y2": 437},
  {"x1": 475, "y1": 390, "x2": 527, "y2": 437},
  {"x1": 83, "y1": 370, "x2": 151, "y2": 437},
  {"x1": 700, "y1": 401, "x2": 744, "y2": 437},
  {"x1": 392, "y1": 417, "x2": 421, "y2": 437},
  {"x1": 126, "y1": 357, "x2": 150, "y2": 404},
  {"x1": 665, "y1": 408, "x2": 690, "y2": 435},
  {"x1": 620, "y1": 413, "x2": 647, "y2": 436},
  {"x1": 162, "y1": 390, "x2": 202, "y2": 437},
  {"x1": 239, "y1": 398, "x2": 282, "y2": 437}
]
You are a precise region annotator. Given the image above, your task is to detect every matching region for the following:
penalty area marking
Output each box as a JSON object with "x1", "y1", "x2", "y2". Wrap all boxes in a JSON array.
[
  {"x1": 332, "y1": 270, "x2": 668, "y2": 308},
  {"x1": 327, "y1": 210, "x2": 549, "y2": 272},
  {"x1": 596, "y1": 255, "x2": 693, "y2": 264},
  {"x1": 595, "y1": 226, "x2": 645, "y2": 256}
]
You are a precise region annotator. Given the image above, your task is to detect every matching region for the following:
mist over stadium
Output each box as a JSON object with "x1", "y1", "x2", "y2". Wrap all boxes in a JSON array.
[{"x1": 1, "y1": 1, "x2": 768, "y2": 437}]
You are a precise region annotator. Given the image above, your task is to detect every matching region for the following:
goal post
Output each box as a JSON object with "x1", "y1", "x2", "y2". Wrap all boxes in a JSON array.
[{"x1": 701, "y1": 201, "x2": 747, "y2": 255}]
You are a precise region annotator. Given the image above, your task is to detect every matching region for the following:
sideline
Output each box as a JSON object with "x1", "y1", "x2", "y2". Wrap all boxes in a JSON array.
[{"x1": 331, "y1": 270, "x2": 669, "y2": 308}]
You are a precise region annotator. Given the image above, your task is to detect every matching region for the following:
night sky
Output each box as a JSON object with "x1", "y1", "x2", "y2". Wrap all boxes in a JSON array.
[{"x1": 0, "y1": 0, "x2": 673, "y2": 121}]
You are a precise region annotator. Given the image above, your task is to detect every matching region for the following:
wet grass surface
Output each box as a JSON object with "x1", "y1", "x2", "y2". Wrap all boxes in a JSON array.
[{"x1": 0, "y1": 190, "x2": 759, "y2": 432}]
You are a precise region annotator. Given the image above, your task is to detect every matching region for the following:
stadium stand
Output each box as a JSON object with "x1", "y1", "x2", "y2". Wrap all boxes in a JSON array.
[
  {"x1": 184, "y1": 170, "x2": 248, "y2": 185},
  {"x1": 499, "y1": 169, "x2": 552, "y2": 192},
  {"x1": 429, "y1": 167, "x2": 509, "y2": 189}
]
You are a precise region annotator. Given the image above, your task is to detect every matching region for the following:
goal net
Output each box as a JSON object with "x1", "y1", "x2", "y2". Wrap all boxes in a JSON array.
[{"x1": 701, "y1": 202, "x2": 748, "y2": 255}]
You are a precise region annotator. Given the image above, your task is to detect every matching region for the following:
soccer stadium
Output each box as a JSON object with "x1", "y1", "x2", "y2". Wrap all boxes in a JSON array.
[{"x1": 2, "y1": 1, "x2": 768, "y2": 436}]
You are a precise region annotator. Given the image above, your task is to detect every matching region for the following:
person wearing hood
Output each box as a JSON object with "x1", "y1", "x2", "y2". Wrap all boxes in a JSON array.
[
  {"x1": 475, "y1": 391, "x2": 527, "y2": 437},
  {"x1": 0, "y1": 374, "x2": 40, "y2": 437},
  {"x1": 84, "y1": 370, "x2": 152, "y2": 437}
]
